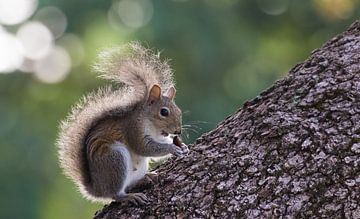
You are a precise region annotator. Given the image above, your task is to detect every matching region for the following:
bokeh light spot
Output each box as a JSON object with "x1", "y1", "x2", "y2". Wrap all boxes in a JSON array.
[
  {"x1": 0, "y1": 30, "x2": 24, "y2": 73},
  {"x1": 17, "y1": 21, "x2": 54, "y2": 60},
  {"x1": 33, "y1": 6, "x2": 67, "y2": 39},
  {"x1": 58, "y1": 34, "x2": 85, "y2": 67},
  {"x1": 257, "y1": 0, "x2": 289, "y2": 16},
  {"x1": 0, "y1": 0, "x2": 38, "y2": 25},
  {"x1": 313, "y1": 0, "x2": 355, "y2": 20},
  {"x1": 110, "y1": 0, "x2": 153, "y2": 29},
  {"x1": 18, "y1": 58, "x2": 36, "y2": 73},
  {"x1": 34, "y1": 46, "x2": 71, "y2": 84}
]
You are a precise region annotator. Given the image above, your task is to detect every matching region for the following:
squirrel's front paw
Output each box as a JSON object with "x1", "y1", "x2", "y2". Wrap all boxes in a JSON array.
[
  {"x1": 171, "y1": 136, "x2": 189, "y2": 157},
  {"x1": 170, "y1": 143, "x2": 189, "y2": 157}
]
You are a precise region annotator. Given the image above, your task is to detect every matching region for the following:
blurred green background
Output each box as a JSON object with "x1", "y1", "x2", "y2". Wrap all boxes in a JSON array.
[{"x1": 0, "y1": 0, "x2": 359, "y2": 218}]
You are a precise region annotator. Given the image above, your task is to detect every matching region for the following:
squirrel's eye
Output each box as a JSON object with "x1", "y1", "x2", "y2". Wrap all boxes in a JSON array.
[{"x1": 160, "y1": 107, "x2": 170, "y2": 117}]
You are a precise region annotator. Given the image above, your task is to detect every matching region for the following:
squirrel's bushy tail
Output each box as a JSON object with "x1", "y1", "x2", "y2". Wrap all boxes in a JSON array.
[{"x1": 94, "y1": 42, "x2": 175, "y2": 102}]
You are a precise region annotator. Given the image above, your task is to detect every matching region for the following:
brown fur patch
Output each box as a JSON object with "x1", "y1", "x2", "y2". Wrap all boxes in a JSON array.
[{"x1": 86, "y1": 118, "x2": 126, "y2": 159}]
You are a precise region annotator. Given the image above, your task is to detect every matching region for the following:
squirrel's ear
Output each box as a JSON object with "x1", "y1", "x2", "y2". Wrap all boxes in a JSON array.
[
  {"x1": 165, "y1": 86, "x2": 176, "y2": 100},
  {"x1": 148, "y1": 84, "x2": 161, "y2": 104}
]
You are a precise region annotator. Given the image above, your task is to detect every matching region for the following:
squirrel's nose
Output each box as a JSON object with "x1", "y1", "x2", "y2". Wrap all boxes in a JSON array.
[{"x1": 174, "y1": 129, "x2": 181, "y2": 135}]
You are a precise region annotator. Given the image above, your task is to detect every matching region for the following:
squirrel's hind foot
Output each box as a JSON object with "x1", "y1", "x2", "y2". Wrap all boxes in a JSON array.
[
  {"x1": 125, "y1": 172, "x2": 159, "y2": 192},
  {"x1": 113, "y1": 192, "x2": 149, "y2": 206}
]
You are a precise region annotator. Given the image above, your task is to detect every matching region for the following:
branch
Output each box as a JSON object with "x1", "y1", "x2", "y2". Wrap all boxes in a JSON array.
[{"x1": 95, "y1": 20, "x2": 360, "y2": 218}]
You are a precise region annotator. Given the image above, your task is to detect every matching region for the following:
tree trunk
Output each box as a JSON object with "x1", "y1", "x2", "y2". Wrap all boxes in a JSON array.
[{"x1": 95, "y1": 21, "x2": 360, "y2": 218}]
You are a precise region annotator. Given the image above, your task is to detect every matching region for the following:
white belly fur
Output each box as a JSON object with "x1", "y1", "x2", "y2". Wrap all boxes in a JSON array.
[
  {"x1": 116, "y1": 121, "x2": 174, "y2": 194},
  {"x1": 126, "y1": 151, "x2": 149, "y2": 188},
  {"x1": 114, "y1": 145, "x2": 149, "y2": 194}
]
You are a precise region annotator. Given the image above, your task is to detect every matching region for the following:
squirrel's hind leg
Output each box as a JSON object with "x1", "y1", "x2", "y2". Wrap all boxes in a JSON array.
[
  {"x1": 87, "y1": 142, "x2": 129, "y2": 199},
  {"x1": 112, "y1": 145, "x2": 150, "y2": 205},
  {"x1": 89, "y1": 142, "x2": 150, "y2": 205}
]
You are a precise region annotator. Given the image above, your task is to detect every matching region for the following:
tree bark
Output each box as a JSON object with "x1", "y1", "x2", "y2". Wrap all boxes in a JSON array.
[{"x1": 95, "y1": 21, "x2": 360, "y2": 218}]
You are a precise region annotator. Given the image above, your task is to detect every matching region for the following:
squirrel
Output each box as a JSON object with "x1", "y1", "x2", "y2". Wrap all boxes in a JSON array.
[{"x1": 57, "y1": 42, "x2": 189, "y2": 205}]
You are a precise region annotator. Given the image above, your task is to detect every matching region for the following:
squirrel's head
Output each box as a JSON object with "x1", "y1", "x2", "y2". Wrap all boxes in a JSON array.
[{"x1": 144, "y1": 84, "x2": 182, "y2": 137}]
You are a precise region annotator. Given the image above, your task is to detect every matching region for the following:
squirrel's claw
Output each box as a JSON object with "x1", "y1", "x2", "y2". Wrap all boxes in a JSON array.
[
  {"x1": 171, "y1": 136, "x2": 189, "y2": 157},
  {"x1": 114, "y1": 192, "x2": 149, "y2": 205},
  {"x1": 171, "y1": 144, "x2": 189, "y2": 157},
  {"x1": 180, "y1": 143, "x2": 189, "y2": 155}
]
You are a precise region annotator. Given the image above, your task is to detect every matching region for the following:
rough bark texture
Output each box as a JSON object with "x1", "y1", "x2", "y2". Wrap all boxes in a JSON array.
[{"x1": 95, "y1": 21, "x2": 360, "y2": 218}]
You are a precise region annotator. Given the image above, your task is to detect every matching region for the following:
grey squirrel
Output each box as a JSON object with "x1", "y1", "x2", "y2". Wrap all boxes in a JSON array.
[{"x1": 57, "y1": 42, "x2": 189, "y2": 205}]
